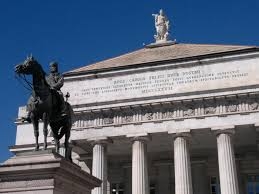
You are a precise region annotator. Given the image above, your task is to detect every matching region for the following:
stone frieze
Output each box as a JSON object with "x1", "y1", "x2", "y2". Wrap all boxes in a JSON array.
[{"x1": 72, "y1": 92, "x2": 259, "y2": 130}]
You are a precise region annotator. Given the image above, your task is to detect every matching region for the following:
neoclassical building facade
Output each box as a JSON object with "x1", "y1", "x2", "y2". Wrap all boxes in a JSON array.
[{"x1": 14, "y1": 42, "x2": 259, "y2": 194}]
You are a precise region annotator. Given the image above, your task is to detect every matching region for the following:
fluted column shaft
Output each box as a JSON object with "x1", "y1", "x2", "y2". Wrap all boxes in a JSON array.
[
  {"x1": 91, "y1": 142, "x2": 108, "y2": 194},
  {"x1": 216, "y1": 129, "x2": 239, "y2": 194},
  {"x1": 132, "y1": 137, "x2": 150, "y2": 194},
  {"x1": 174, "y1": 133, "x2": 193, "y2": 194}
]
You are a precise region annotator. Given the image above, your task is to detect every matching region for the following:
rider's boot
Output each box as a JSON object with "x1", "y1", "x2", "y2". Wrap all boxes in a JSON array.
[
  {"x1": 61, "y1": 108, "x2": 67, "y2": 117},
  {"x1": 60, "y1": 97, "x2": 67, "y2": 118}
]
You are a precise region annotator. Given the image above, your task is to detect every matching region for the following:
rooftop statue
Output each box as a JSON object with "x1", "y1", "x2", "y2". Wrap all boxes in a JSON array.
[
  {"x1": 152, "y1": 9, "x2": 170, "y2": 43},
  {"x1": 15, "y1": 56, "x2": 73, "y2": 160}
]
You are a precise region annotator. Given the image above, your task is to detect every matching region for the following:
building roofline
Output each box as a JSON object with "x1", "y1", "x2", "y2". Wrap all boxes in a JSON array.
[{"x1": 64, "y1": 46, "x2": 259, "y2": 77}]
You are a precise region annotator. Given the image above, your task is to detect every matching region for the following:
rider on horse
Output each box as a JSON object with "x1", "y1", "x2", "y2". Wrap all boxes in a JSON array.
[
  {"x1": 46, "y1": 62, "x2": 67, "y2": 117},
  {"x1": 23, "y1": 62, "x2": 67, "y2": 123}
]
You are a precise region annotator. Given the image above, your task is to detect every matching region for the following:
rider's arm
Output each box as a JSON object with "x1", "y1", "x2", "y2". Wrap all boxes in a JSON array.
[{"x1": 52, "y1": 76, "x2": 64, "y2": 90}]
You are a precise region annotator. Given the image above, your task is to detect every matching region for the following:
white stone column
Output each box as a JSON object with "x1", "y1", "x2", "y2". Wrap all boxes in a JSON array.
[
  {"x1": 91, "y1": 138, "x2": 112, "y2": 194},
  {"x1": 213, "y1": 127, "x2": 239, "y2": 194},
  {"x1": 173, "y1": 133, "x2": 193, "y2": 194},
  {"x1": 131, "y1": 136, "x2": 150, "y2": 194}
]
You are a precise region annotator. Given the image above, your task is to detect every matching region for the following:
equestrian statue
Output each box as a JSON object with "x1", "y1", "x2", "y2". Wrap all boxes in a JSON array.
[{"x1": 15, "y1": 56, "x2": 73, "y2": 160}]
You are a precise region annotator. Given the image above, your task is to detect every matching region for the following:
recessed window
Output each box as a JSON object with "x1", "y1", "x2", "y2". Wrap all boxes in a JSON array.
[
  {"x1": 246, "y1": 175, "x2": 259, "y2": 194},
  {"x1": 210, "y1": 176, "x2": 220, "y2": 194},
  {"x1": 111, "y1": 183, "x2": 124, "y2": 194},
  {"x1": 150, "y1": 183, "x2": 156, "y2": 194},
  {"x1": 111, "y1": 182, "x2": 156, "y2": 194}
]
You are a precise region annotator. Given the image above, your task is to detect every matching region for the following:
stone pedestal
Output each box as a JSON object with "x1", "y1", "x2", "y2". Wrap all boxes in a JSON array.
[
  {"x1": 131, "y1": 136, "x2": 150, "y2": 194},
  {"x1": 0, "y1": 150, "x2": 101, "y2": 194},
  {"x1": 215, "y1": 129, "x2": 239, "y2": 194},
  {"x1": 173, "y1": 133, "x2": 193, "y2": 194}
]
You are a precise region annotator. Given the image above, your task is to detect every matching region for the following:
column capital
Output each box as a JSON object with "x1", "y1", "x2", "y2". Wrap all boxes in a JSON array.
[
  {"x1": 170, "y1": 132, "x2": 192, "y2": 140},
  {"x1": 254, "y1": 123, "x2": 259, "y2": 131},
  {"x1": 88, "y1": 137, "x2": 113, "y2": 146},
  {"x1": 127, "y1": 133, "x2": 151, "y2": 142},
  {"x1": 211, "y1": 125, "x2": 235, "y2": 136}
]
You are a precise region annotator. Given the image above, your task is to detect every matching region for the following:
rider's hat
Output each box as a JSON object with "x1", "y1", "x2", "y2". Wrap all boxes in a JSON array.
[{"x1": 49, "y1": 61, "x2": 58, "y2": 67}]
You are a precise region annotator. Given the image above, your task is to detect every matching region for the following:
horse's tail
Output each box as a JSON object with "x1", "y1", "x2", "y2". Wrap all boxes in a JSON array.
[{"x1": 65, "y1": 102, "x2": 74, "y2": 124}]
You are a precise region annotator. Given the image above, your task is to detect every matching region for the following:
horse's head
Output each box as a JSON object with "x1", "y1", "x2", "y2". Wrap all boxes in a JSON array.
[{"x1": 15, "y1": 55, "x2": 40, "y2": 75}]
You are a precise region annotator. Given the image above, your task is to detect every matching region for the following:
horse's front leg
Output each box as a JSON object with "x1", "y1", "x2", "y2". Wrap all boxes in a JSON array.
[
  {"x1": 51, "y1": 127, "x2": 60, "y2": 153},
  {"x1": 64, "y1": 129, "x2": 71, "y2": 160},
  {"x1": 55, "y1": 138, "x2": 60, "y2": 153},
  {"x1": 42, "y1": 113, "x2": 49, "y2": 150},
  {"x1": 31, "y1": 114, "x2": 39, "y2": 151}
]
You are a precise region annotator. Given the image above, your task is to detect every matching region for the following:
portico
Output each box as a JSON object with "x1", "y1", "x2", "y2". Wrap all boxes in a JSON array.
[{"x1": 71, "y1": 122, "x2": 258, "y2": 194}]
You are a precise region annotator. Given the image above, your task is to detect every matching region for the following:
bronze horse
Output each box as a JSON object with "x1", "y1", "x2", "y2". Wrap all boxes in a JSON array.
[{"x1": 15, "y1": 56, "x2": 73, "y2": 159}]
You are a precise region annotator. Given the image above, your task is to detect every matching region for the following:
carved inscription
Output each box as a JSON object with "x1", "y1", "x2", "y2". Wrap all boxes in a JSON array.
[
  {"x1": 74, "y1": 69, "x2": 248, "y2": 97},
  {"x1": 62, "y1": 58, "x2": 259, "y2": 106}
]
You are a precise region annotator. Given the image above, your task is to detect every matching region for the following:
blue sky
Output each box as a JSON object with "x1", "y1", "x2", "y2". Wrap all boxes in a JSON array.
[{"x1": 0, "y1": 0, "x2": 258, "y2": 162}]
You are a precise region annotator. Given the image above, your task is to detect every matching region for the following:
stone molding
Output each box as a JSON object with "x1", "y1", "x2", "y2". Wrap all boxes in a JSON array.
[
  {"x1": 72, "y1": 92, "x2": 259, "y2": 130},
  {"x1": 0, "y1": 179, "x2": 54, "y2": 190}
]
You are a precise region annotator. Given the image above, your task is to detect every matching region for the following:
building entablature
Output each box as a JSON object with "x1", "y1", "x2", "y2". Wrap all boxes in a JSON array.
[
  {"x1": 71, "y1": 91, "x2": 259, "y2": 131},
  {"x1": 15, "y1": 91, "x2": 259, "y2": 143}
]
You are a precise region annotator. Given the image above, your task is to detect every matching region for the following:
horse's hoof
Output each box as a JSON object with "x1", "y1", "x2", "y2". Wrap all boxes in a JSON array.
[
  {"x1": 34, "y1": 147, "x2": 39, "y2": 151},
  {"x1": 21, "y1": 117, "x2": 32, "y2": 123}
]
